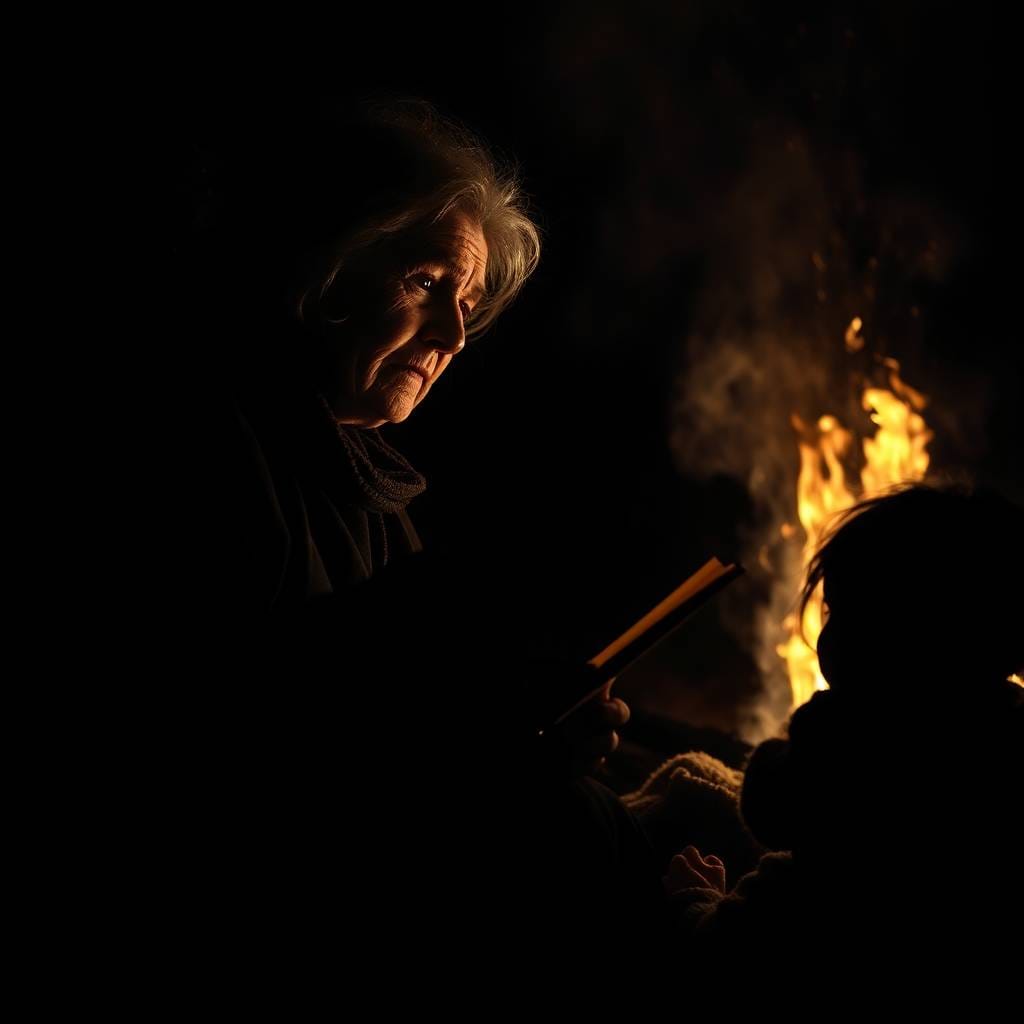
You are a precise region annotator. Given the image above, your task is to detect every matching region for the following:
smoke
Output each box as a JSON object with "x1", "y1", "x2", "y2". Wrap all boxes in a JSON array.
[
  {"x1": 668, "y1": 117, "x2": 967, "y2": 739},
  {"x1": 522, "y1": 1, "x2": 997, "y2": 740}
]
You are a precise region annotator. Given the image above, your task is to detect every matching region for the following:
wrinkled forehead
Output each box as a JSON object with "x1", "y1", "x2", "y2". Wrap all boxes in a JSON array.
[{"x1": 399, "y1": 210, "x2": 488, "y2": 288}]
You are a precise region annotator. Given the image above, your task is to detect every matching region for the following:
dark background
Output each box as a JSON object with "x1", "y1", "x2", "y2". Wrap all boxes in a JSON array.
[{"x1": 155, "y1": 1, "x2": 1014, "y2": 738}]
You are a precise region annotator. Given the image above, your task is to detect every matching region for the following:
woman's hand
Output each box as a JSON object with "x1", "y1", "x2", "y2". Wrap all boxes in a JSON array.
[
  {"x1": 524, "y1": 664, "x2": 629, "y2": 779},
  {"x1": 663, "y1": 845, "x2": 727, "y2": 895},
  {"x1": 552, "y1": 686, "x2": 630, "y2": 777}
]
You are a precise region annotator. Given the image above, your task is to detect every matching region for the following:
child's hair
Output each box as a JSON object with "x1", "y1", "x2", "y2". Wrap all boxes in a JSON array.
[{"x1": 799, "y1": 482, "x2": 1024, "y2": 685}]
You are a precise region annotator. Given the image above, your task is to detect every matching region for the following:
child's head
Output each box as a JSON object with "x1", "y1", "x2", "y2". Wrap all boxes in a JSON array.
[{"x1": 801, "y1": 483, "x2": 1023, "y2": 697}]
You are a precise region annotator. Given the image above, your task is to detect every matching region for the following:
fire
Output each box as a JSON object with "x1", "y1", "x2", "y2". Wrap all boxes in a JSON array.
[
  {"x1": 777, "y1": 322, "x2": 934, "y2": 710},
  {"x1": 861, "y1": 357, "x2": 932, "y2": 493}
]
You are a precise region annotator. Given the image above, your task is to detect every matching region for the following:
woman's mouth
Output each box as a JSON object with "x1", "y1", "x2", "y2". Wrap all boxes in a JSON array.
[{"x1": 396, "y1": 365, "x2": 429, "y2": 382}]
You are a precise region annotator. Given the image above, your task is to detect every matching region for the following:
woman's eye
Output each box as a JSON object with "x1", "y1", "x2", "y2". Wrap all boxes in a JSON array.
[
  {"x1": 409, "y1": 274, "x2": 472, "y2": 322},
  {"x1": 404, "y1": 270, "x2": 436, "y2": 292}
]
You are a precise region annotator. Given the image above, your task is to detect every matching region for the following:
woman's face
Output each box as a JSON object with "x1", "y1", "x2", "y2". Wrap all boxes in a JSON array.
[{"x1": 319, "y1": 208, "x2": 488, "y2": 427}]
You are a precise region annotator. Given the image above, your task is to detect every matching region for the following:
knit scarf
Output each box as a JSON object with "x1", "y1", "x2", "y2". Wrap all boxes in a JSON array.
[{"x1": 324, "y1": 397, "x2": 427, "y2": 513}]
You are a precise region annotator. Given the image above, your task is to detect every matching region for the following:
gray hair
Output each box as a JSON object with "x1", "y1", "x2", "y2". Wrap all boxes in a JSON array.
[{"x1": 296, "y1": 100, "x2": 541, "y2": 341}]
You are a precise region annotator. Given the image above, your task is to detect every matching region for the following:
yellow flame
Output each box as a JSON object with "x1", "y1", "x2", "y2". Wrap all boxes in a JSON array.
[
  {"x1": 860, "y1": 383, "x2": 933, "y2": 495},
  {"x1": 778, "y1": 331, "x2": 933, "y2": 710}
]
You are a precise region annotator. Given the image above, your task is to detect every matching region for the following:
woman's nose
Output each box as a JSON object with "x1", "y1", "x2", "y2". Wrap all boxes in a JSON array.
[{"x1": 421, "y1": 298, "x2": 466, "y2": 355}]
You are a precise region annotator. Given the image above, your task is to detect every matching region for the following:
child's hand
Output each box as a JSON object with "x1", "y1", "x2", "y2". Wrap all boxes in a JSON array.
[{"x1": 663, "y1": 845, "x2": 727, "y2": 894}]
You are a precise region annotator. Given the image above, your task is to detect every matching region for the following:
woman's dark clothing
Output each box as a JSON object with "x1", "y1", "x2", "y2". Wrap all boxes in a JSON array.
[
  {"x1": 207, "y1": 381, "x2": 424, "y2": 612},
  {"x1": 159, "y1": 369, "x2": 671, "y2": 984}
]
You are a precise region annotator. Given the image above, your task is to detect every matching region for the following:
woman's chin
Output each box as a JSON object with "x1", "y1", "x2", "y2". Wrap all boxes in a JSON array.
[{"x1": 375, "y1": 391, "x2": 419, "y2": 425}]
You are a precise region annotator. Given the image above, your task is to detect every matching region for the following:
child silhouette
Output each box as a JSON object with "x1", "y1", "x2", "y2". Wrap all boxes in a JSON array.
[{"x1": 666, "y1": 484, "x2": 1023, "y2": 974}]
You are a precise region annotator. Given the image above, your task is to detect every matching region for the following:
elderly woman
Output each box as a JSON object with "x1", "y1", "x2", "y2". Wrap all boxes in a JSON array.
[
  {"x1": 192, "y1": 101, "x2": 537, "y2": 607},
  {"x1": 191, "y1": 100, "x2": 629, "y2": 758},
  {"x1": 171, "y1": 99, "x2": 665, "y2": 980}
]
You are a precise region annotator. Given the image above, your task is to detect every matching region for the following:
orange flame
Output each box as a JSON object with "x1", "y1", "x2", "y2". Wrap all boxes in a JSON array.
[{"x1": 778, "y1": 327, "x2": 933, "y2": 710}]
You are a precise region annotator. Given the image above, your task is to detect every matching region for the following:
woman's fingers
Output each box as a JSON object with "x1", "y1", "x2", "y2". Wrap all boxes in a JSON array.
[
  {"x1": 600, "y1": 697, "x2": 630, "y2": 728},
  {"x1": 551, "y1": 694, "x2": 630, "y2": 776},
  {"x1": 572, "y1": 730, "x2": 619, "y2": 764},
  {"x1": 563, "y1": 697, "x2": 630, "y2": 734}
]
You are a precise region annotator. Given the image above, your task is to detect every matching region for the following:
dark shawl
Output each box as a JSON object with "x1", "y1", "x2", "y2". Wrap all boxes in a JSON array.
[{"x1": 209, "y1": 379, "x2": 425, "y2": 613}]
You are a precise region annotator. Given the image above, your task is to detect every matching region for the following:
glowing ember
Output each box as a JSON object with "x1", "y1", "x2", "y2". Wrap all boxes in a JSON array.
[
  {"x1": 777, "y1": 326, "x2": 934, "y2": 710},
  {"x1": 844, "y1": 317, "x2": 865, "y2": 352}
]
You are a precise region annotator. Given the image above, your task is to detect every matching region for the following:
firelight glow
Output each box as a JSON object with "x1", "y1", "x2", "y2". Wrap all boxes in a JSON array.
[{"x1": 778, "y1": 328, "x2": 934, "y2": 710}]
